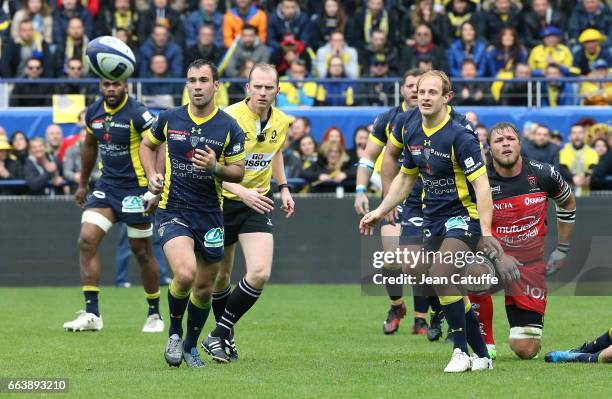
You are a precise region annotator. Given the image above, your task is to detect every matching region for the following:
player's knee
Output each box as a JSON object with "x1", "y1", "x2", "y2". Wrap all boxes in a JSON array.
[
  {"x1": 77, "y1": 231, "x2": 97, "y2": 253},
  {"x1": 510, "y1": 339, "x2": 540, "y2": 360},
  {"x1": 129, "y1": 243, "x2": 150, "y2": 264},
  {"x1": 191, "y1": 284, "x2": 213, "y2": 302},
  {"x1": 174, "y1": 267, "x2": 196, "y2": 287},
  {"x1": 599, "y1": 346, "x2": 612, "y2": 363},
  {"x1": 247, "y1": 266, "x2": 271, "y2": 286},
  {"x1": 215, "y1": 270, "x2": 231, "y2": 289}
]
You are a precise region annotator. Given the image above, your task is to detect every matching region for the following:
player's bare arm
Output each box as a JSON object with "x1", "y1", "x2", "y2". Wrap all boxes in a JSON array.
[
  {"x1": 139, "y1": 134, "x2": 164, "y2": 194},
  {"x1": 548, "y1": 190, "x2": 577, "y2": 272},
  {"x1": 354, "y1": 139, "x2": 383, "y2": 215},
  {"x1": 471, "y1": 173, "x2": 504, "y2": 259},
  {"x1": 75, "y1": 132, "x2": 99, "y2": 208}
]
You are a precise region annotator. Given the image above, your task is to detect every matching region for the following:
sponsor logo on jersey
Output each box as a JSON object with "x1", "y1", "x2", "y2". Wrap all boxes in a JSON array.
[
  {"x1": 110, "y1": 122, "x2": 130, "y2": 129},
  {"x1": 524, "y1": 196, "x2": 546, "y2": 206},
  {"x1": 190, "y1": 136, "x2": 199, "y2": 147},
  {"x1": 232, "y1": 143, "x2": 242, "y2": 152},
  {"x1": 204, "y1": 227, "x2": 224, "y2": 247},
  {"x1": 245, "y1": 153, "x2": 274, "y2": 170},
  {"x1": 424, "y1": 147, "x2": 431, "y2": 160},
  {"x1": 169, "y1": 133, "x2": 187, "y2": 141},
  {"x1": 102, "y1": 132, "x2": 112, "y2": 142},
  {"x1": 142, "y1": 111, "x2": 153, "y2": 122},
  {"x1": 491, "y1": 185, "x2": 501, "y2": 194},
  {"x1": 270, "y1": 130, "x2": 278, "y2": 142},
  {"x1": 92, "y1": 190, "x2": 106, "y2": 199},
  {"x1": 407, "y1": 217, "x2": 423, "y2": 227},
  {"x1": 464, "y1": 157, "x2": 475, "y2": 168},
  {"x1": 496, "y1": 215, "x2": 540, "y2": 234},
  {"x1": 494, "y1": 201, "x2": 513, "y2": 210},
  {"x1": 158, "y1": 226, "x2": 165, "y2": 237},
  {"x1": 191, "y1": 127, "x2": 202, "y2": 135},
  {"x1": 445, "y1": 216, "x2": 469, "y2": 232},
  {"x1": 529, "y1": 161, "x2": 543, "y2": 169},
  {"x1": 92, "y1": 122, "x2": 103, "y2": 129},
  {"x1": 121, "y1": 195, "x2": 145, "y2": 213}
]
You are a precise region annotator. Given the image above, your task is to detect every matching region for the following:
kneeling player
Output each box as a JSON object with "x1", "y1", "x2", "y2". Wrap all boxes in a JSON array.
[
  {"x1": 63, "y1": 79, "x2": 163, "y2": 333},
  {"x1": 475, "y1": 122, "x2": 575, "y2": 360},
  {"x1": 546, "y1": 328, "x2": 612, "y2": 363}
]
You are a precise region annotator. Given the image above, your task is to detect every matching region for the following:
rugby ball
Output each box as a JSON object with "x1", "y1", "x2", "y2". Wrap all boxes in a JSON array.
[
  {"x1": 465, "y1": 256, "x2": 497, "y2": 293},
  {"x1": 86, "y1": 36, "x2": 136, "y2": 81}
]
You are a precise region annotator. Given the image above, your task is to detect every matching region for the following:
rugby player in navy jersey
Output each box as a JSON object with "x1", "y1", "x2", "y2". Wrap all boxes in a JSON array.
[
  {"x1": 63, "y1": 79, "x2": 163, "y2": 334},
  {"x1": 361, "y1": 71, "x2": 502, "y2": 373},
  {"x1": 139, "y1": 59, "x2": 246, "y2": 368},
  {"x1": 381, "y1": 83, "x2": 476, "y2": 342},
  {"x1": 354, "y1": 69, "x2": 433, "y2": 335}
]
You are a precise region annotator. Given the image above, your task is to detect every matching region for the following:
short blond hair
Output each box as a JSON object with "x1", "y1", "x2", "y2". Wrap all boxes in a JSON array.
[{"x1": 417, "y1": 70, "x2": 452, "y2": 96}]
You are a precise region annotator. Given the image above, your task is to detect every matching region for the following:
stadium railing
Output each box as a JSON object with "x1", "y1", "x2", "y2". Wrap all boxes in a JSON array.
[{"x1": 1, "y1": 77, "x2": 610, "y2": 109}]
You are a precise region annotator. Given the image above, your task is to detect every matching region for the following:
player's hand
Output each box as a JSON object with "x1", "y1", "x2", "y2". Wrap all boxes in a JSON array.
[
  {"x1": 478, "y1": 236, "x2": 504, "y2": 261},
  {"x1": 546, "y1": 243, "x2": 569, "y2": 276},
  {"x1": 360, "y1": 208, "x2": 384, "y2": 235},
  {"x1": 148, "y1": 173, "x2": 164, "y2": 195},
  {"x1": 142, "y1": 191, "x2": 160, "y2": 216},
  {"x1": 354, "y1": 192, "x2": 369, "y2": 215},
  {"x1": 193, "y1": 146, "x2": 217, "y2": 172},
  {"x1": 75, "y1": 186, "x2": 87, "y2": 208},
  {"x1": 495, "y1": 254, "x2": 522, "y2": 284},
  {"x1": 383, "y1": 207, "x2": 399, "y2": 225},
  {"x1": 240, "y1": 188, "x2": 274, "y2": 214},
  {"x1": 280, "y1": 189, "x2": 295, "y2": 218}
]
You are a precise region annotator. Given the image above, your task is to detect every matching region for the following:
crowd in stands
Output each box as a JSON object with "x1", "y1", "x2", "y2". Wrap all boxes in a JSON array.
[
  {"x1": 1, "y1": 0, "x2": 611, "y2": 107},
  {"x1": 1, "y1": 112, "x2": 612, "y2": 195}
]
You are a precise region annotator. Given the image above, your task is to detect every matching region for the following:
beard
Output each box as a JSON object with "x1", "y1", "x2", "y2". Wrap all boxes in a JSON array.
[{"x1": 493, "y1": 151, "x2": 519, "y2": 169}]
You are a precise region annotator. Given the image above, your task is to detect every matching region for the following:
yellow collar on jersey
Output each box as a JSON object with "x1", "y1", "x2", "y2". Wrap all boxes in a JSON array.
[
  {"x1": 104, "y1": 94, "x2": 128, "y2": 115},
  {"x1": 188, "y1": 104, "x2": 219, "y2": 125},
  {"x1": 422, "y1": 113, "x2": 451, "y2": 137}
]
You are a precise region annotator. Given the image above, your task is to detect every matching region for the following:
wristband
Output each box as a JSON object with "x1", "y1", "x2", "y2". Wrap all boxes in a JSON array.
[
  {"x1": 357, "y1": 158, "x2": 375, "y2": 170},
  {"x1": 278, "y1": 183, "x2": 290, "y2": 192},
  {"x1": 142, "y1": 191, "x2": 158, "y2": 201},
  {"x1": 356, "y1": 185, "x2": 367, "y2": 194}
]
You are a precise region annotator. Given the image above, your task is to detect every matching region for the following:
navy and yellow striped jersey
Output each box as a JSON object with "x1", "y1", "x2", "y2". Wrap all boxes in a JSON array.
[
  {"x1": 148, "y1": 105, "x2": 245, "y2": 212},
  {"x1": 85, "y1": 95, "x2": 154, "y2": 188},
  {"x1": 399, "y1": 113, "x2": 486, "y2": 220},
  {"x1": 370, "y1": 102, "x2": 422, "y2": 208}
]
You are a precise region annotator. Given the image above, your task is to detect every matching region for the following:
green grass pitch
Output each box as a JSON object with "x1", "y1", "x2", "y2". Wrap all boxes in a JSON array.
[{"x1": 1, "y1": 286, "x2": 610, "y2": 398}]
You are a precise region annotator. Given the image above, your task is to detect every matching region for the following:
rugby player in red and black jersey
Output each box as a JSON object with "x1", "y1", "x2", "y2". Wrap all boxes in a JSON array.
[{"x1": 472, "y1": 122, "x2": 576, "y2": 360}]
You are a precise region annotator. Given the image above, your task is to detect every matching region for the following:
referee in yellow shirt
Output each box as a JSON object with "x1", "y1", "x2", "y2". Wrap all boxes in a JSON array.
[{"x1": 202, "y1": 64, "x2": 296, "y2": 363}]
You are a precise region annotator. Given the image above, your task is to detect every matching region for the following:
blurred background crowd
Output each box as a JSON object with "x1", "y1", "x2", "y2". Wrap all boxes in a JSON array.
[{"x1": 0, "y1": 0, "x2": 610, "y2": 107}]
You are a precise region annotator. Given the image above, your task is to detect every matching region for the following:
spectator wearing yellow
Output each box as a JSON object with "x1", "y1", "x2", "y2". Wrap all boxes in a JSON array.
[
  {"x1": 315, "y1": 55, "x2": 354, "y2": 106},
  {"x1": 573, "y1": 28, "x2": 611, "y2": 76},
  {"x1": 277, "y1": 59, "x2": 318, "y2": 106},
  {"x1": 528, "y1": 26, "x2": 573, "y2": 72},
  {"x1": 315, "y1": 31, "x2": 359, "y2": 78},
  {"x1": 559, "y1": 124, "x2": 599, "y2": 196},
  {"x1": 580, "y1": 59, "x2": 612, "y2": 106},
  {"x1": 11, "y1": 0, "x2": 54, "y2": 44}
]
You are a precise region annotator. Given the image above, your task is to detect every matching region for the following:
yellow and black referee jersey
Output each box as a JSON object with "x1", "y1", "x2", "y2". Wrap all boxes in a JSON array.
[{"x1": 222, "y1": 98, "x2": 294, "y2": 201}]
